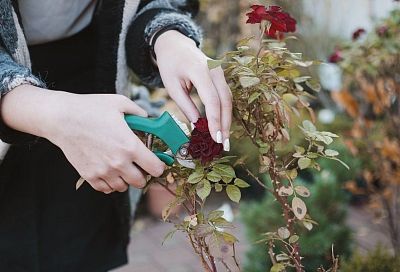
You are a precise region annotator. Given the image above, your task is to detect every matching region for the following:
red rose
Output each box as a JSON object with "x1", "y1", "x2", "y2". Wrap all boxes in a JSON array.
[
  {"x1": 352, "y1": 28, "x2": 366, "y2": 40},
  {"x1": 328, "y1": 49, "x2": 342, "y2": 63},
  {"x1": 246, "y1": 5, "x2": 297, "y2": 40},
  {"x1": 188, "y1": 118, "x2": 223, "y2": 164},
  {"x1": 246, "y1": 5, "x2": 268, "y2": 24},
  {"x1": 376, "y1": 25, "x2": 388, "y2": 37}
]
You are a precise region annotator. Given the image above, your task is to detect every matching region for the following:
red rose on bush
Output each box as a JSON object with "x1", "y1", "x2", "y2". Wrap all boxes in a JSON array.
[
  {"x1": 352, "y1": 28, "x2": 366, "y2": 40},
  {"x1": 377, "y1": 25, "x2": 389, "y2": 37},
  {"x1": 246, "y1": 5, "x2": 296, "y2": 39},
  {"x1": 328, "y1": 49, "x2": 343, "y2": 63},
  {"x1": 246, "y1": 5, "x2": 268, "y2": 24},
  {"x1": 188, "y1": 118, "x2": 223, "y2": 164}
]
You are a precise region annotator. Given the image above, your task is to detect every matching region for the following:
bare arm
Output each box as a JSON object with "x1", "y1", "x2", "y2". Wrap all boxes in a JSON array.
[{"x1": 0, "y1": 85, "x2": 165, "y2": 193}]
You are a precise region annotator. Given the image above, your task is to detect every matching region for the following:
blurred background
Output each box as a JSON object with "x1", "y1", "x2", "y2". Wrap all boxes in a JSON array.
[{"x1": 115, "y1": 1, "x2": 400, "y2": 271}]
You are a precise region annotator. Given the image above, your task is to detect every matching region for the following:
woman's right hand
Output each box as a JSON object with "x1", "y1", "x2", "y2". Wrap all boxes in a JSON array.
[{"x1": 0, "y1": 85, "x2": 165, "y2": 194}]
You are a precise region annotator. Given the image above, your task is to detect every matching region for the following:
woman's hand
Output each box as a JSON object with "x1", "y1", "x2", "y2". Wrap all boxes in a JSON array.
[
  {"x1": 154, "y1": 30, "x2": 232, "y2": 151},
  {"x1": 1, "y1": 86, "x2": 165, "y2": 193}
]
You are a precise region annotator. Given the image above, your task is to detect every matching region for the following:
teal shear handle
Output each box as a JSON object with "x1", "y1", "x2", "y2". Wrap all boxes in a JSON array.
[{"x1": 124, "y1": 112, "x2": 190, "y2": 166}]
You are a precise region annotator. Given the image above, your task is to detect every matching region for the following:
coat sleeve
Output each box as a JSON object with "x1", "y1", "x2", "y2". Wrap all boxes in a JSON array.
[
  {"x1": 0, "y1": 46, "x2": 45, "y2": 144},
  {"x1": 125, "y1": 0, "x2": 202, "y2": 87}
]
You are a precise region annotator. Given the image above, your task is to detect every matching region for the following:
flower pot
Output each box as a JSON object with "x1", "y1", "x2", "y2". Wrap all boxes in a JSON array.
[{"x1": 146, "y1": 183, "x2": 182, "y2": 219}]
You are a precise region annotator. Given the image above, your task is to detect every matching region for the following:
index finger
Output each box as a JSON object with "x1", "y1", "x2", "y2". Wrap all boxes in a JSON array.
[
  {"x1": 190, "y1": 71, "x2": 223, "y2": 144},
  {"x1": 130, "y1": 135, "x2": 166, "y2": 177}
]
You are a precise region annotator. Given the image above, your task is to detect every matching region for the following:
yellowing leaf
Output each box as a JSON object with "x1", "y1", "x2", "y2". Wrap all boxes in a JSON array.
[
  {"x1": 196, "y1": 180, "x2": 211, "y2": 201},
  {"x1": 302, "y1": 120, "x2": 316, "y2": 132},
  {"x1": 226, "y1": 185, "x2": 241, "y2": 203},
  {"x1": 325, "y1": 149, "x2": 339, "y2": 157},
  {"x1": 239, "y1": 76, "x2": 260, "y2": 88},
  {"x1": 289, "y1": 235, "x2": 299, "y2": 244},
  {"x1": 207, "y1": 59, "x2": 223, "y2": 69},
  {"x1": 277, "y1": 68, "x2": 300, "y2": 78},
  {"x1": 221, "y1": 231, "x2": 238, "y2": 244},
  {"x1": 248, "y1": 92, "x2": 261, "y2": 103},
  {"x1": 292, "y1": 197, "x2": 307, "y2": 220},
  {"x1": 303, "y1": 221, "x2": 313, "y2": 231},
  {"x1": 278, "y1": 227, "x2": 290, "y2": 239},
  {"x1": 298, "y1": 157, "x2": 311, "y2": 169},
  {"x1": 295, "y1": 185, "x2": 311, "y2": 197},
  {"x1": 270, "y1": 263, "x2": 285, "y2": 272},
  {"x1": 278, "y1": 186, "x2": 294, "y2": 197},
  {"x1": 214, "y1": 183, "x2": 223, "y2": 192}
]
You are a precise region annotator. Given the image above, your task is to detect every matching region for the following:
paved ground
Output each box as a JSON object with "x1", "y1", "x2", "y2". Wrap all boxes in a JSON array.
[{"x1": 113, "y1": 206, "x2": 392, "y2": 272}]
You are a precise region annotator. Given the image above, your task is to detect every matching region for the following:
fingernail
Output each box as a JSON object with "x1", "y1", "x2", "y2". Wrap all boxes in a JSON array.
[
  {"x1": 223, "y1": 138, "x2": 230, "y2": 152},
  {"x1": 190, "y1": 122, "x2": 195, "y2": 130},
  {"x1": 216, "y1": 131, "x2": 223, "y2": 143}
]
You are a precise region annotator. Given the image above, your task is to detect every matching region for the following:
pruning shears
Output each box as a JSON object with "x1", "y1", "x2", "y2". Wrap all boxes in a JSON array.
[
  {"x1": 124, "y1": 111, "x2": 195, "y2": 168},
  {"x1": 76, "y1": 112, "x2": 194, "y2": 190}
]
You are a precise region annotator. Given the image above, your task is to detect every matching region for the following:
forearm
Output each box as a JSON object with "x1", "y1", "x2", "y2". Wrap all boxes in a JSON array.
[{"x1": 0, "y1": 85, "x2": 68, "y2": 140}]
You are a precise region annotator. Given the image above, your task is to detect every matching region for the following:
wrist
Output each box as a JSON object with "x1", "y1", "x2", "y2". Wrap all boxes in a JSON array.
[
  {"x1": 1, "y1": 85, "x2": 73, "y2": 141},
  {"x1": 154, "y1": 30, "x2": 197, "y2": 59}
]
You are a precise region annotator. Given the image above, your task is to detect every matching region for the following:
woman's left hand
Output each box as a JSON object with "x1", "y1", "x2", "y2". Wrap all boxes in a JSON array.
[{"x1": 154, "y1": 30, "x2": 232, "y2": 151}]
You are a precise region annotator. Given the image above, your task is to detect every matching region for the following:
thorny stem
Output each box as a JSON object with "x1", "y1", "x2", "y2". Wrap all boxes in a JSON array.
[
  {"x1": 156, "y1": 180, "x2": 192, "y2": 214},
  {"x1": 221, "y1": 259, "x2": 233, "y2": 272},
  {"x1": 189, "y1": 234, "x2": 213, "y2": 272},
  {"x1": 243, "y1": 167, "x2": 273, "y2": 193},
  {"x1": 239, "y1": 113, "x2": 304, "y2": 271},
  {"x1": 268, "y1": 241, "x2": 277, "y2": 265},
  {"x1": 232, "y1": 242, "x2": 241, "y2": 270}
]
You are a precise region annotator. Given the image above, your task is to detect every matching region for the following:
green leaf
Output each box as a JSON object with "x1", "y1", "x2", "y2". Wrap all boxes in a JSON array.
[
  {"x1": 213, "y1": 164, "x2": 236, "y2": 183},
  {"x1": 277, "y1": 68, "x2": 301, "y2": 78},
  {"x1": 226, "y1": 185, "x2": 241, "y2": 203},
  {"x1": 248, "y1": 92, "x2": 261, "y2": 103},
  {"x1": 234, "y1": 178, "x2": 250, "y2": 188},
  {"x1": 276, "y1": 253, "x2": 290, "y2": 261},
  {"x1": 188, "y1": 171, "x2": 204, "y2": 184},
  {"x1": 239, "y1": 76, "x2": 260, "y2": 88},
  {"x1": 162, "y1": 229, "x2": 177, "y2": 245},
  {"x1": 196, "y1": 180, "x2": 212, "y2": 201},
  {"x1": 270, "y1": 263, "x2": 285, "y2": 272},
  {"x1": 295, "y1": 185, "x2": 311, "y2": 197},
  {"x1": 298, "y1": 157, "x2": 312, "y2": 169},
  {"x1": 207, "y1": 59, "x2": 223, "y2": 69},
  {"x1": 302, "y1": 120, "x2": 316, "y2": 132},
  {"x1": 325, "y1": 149, "x2": 339, "y2": 157},
  {"x1": 278, "y1": 227, "x2": 290, "y2": 239},
  {"x1": 207, "y1": 171, "x2": 222, "y2": 182},
  {"x1": 293, "y1": 76, "x2": 312, "y2": 83},
  {"x1": 292, "y1": 197, "x2": 307, "y2": 220},
  {"x1": 214, "y1": 183, "x2": 223, "y2": 192},
  {"x1": 289, "y1": 235, "x2": 299, "y2": 244},
  {"x1": 213, "y1": 217, "x2": 234, "y2": 228},
  {"x1": 306, "y1": 79, "x2": 321, "y2": 92},
  {"x1": 294, "y1": 145, "x2": 305, "y2": 154},
  {"x1": 328, "y1": 157, "x2": 350, "y2": 170},
  {"x1": 208, "y1": 210, "x2": 224, "y2": 221},
  {"x1": 221, "y1": 231, "x2": 238, "y2": 244}
]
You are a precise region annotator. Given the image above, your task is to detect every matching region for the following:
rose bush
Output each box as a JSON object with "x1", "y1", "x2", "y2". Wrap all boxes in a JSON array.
[{"x1": 148, "y1": 4, "x2": 347, "y2": 272}]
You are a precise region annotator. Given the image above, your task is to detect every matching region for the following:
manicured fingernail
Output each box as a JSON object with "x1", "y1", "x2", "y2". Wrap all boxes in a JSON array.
[
  {"x1": 190, "y1": 122, "x2": 195, "y2": 130},
  {"x1": 223, "y1": 138, "x2": 230, "y2": 152},
  {"x1": 216, "y1": 131, "x2": 223, "y2": 143}
]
